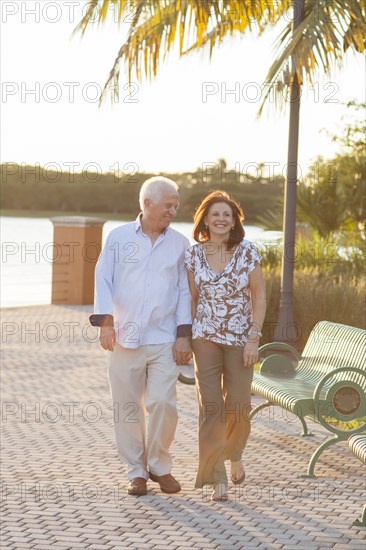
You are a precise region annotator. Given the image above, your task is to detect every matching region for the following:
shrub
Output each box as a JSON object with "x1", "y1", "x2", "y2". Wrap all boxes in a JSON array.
[{"x1": 262, "y1": 266, "x2": 366, "y2": 350}]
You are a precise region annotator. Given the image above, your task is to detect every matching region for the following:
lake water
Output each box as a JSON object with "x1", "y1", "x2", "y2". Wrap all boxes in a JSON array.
[{"x1": 0, "y1": 217, "x2": 282, "y2": 308}]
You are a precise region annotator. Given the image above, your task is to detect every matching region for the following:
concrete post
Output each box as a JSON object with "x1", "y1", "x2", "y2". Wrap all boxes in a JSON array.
[{"x1": 50, "y1": 216, "x2": 106, "y2": 305}]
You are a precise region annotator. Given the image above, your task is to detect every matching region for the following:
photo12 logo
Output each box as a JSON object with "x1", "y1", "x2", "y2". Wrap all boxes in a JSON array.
[
  {"x1": 201, "y1": 81, "x2": 339, "y2": 104},
  {"x1": 1, "y1": 1, "x2": 136, "y2": 24},
  {"x1": 1, "y1": 81, "x2": 140, "y2": 104},
  {"x1": 1, "y1": 161, "x2": 140, "y2": 183}
]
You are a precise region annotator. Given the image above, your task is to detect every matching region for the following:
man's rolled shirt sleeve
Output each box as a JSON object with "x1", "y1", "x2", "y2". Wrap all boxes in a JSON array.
[
  {"x1": 175, "y1": 238, "x2": 192, "y2": 330},
  {"x1": 94, "y1": 233, "x2": 115, "y2": 316}
]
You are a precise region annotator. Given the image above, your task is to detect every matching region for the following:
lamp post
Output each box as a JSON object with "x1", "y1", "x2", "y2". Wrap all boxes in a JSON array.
[{"x1": 274, "y1": 0, "x2": 305, "y2": 343}]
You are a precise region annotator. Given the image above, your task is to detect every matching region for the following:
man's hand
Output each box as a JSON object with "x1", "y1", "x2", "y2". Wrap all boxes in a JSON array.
[
  {"x1": 243, "y1": 341, "x2": 259, "y2": 368},
  {"x1": 99, "y1": 326, "x2": 116, "y2": 351},
  {"x1": 173, "y1": 337, "x2": 192, "y2": 365}
]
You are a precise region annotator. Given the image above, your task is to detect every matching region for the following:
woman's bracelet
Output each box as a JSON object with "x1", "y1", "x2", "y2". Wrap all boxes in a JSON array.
[{"x1": 249, "y1": 329, "x2": 262, "y2": 338}]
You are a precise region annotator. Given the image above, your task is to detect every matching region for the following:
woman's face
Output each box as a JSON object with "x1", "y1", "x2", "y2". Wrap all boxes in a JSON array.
[{"x1": 204, "y1": 202, "x2": 235, "y2": 239}]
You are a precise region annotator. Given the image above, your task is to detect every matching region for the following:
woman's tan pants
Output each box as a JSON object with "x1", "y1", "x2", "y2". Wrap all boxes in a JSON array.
[{"x1": 192, "y1": 339, "x2": 253, "y2": 488}]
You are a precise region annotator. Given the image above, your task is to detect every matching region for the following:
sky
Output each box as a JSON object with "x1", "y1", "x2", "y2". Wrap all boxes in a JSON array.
[{"x1": 1, "y1": 0, "x2": 365, "y2": 180}]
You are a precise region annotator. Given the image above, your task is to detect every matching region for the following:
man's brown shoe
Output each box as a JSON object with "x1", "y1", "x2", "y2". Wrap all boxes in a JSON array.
[
  {"x1": 149, "y1": 472, "x2": 181, "y2": 494},
  {"x1": 127, "y1": 477, "x2": 147, "y2": 496}
]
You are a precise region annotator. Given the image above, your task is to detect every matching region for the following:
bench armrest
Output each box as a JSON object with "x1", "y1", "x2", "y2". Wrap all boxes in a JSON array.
[
  {"x1": 258, "y1": 342, "x2": 301, "y2": 361},
  {"x1": 259, "y1": 354, "x2": 296, "y2": 375}
]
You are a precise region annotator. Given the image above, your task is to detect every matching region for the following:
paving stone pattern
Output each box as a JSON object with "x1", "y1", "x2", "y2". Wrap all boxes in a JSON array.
[{"x1": 1, "y1": 306, "x2": 365, "y2": 549}]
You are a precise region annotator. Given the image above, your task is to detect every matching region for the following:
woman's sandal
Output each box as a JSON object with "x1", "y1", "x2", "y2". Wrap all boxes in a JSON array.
[
  {"x1": 211, "y1": 482, "x2": 228, "y2": 502},
  {"x1": 230, "y1": 461, "x2": 245, "y2": 485}
]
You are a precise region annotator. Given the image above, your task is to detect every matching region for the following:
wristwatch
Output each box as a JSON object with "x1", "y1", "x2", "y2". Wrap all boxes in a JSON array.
[{"x1": 249, "y1": 329, "x2": 262, "y2": 338}]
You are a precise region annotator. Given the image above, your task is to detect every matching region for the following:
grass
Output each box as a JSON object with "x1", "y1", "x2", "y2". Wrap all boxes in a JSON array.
[
  {"x1": 262, "y1": 267, "x2": 365, "y2": 349},
  {"x1": 324, "y1": 417, "x2": 366, "y2": 432}
]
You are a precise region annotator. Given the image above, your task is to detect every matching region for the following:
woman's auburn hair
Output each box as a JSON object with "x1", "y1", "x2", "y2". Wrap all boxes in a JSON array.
[{"x1": 192, "y1": 190, "x2": 245, "y2": 249}]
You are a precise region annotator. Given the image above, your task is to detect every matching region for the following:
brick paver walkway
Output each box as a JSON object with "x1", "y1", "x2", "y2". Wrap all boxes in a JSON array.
[{"x1": 1, "y1": 305, "x2": 365, "y2": 549}]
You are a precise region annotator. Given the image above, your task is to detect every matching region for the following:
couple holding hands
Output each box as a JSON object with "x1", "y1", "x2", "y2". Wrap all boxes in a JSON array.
[{"x1": 92, "y1": 176, "x2": 266, "y2": 502}]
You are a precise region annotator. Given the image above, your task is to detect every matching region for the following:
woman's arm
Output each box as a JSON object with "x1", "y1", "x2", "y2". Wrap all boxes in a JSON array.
[
  {"x1": 187, "y1": 270, "x2": 199, "y2": 320},
  {"x1": 249, "y1": 263, "x2": 266, "y2": 337},
  {"x1": 243, "y1": 264, "x2": 266, "y2": 368}
]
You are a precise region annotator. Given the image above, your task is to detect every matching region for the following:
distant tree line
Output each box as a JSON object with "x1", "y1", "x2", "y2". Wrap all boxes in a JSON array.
[
  {"x1": 2, "y1": 101, "x2": 363, "y2": 235},
  {"x1": 0, "y1": 162, "x2": 284, "y2": 224}
]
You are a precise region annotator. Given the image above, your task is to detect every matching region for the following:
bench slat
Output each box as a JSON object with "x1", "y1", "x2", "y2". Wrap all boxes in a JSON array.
[
  {"x1": 297, "y1": 322, "x2": 366, "y2": 386},
  {"x1": 348, "y1": 434, "x2": 366, "y2": 465}
]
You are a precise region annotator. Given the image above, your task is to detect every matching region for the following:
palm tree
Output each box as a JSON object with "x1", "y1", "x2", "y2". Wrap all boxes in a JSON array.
[{"x1": 76, "y1": 0, "x2": 366, "y2": 342}]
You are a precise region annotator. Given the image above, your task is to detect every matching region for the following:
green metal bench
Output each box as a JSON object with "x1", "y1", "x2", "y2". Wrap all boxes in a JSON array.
[
  {"x1": 250, "y1": 321, "x2": 366, "y2": 477},
  {"x1": 348, "y1": 434, "x2": 366, "y2": 526}
]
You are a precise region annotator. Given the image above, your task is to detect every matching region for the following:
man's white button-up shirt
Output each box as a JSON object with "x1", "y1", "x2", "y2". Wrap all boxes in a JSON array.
[{"x1": 94, "y1": 216, "x2": 192, "y2": 348}]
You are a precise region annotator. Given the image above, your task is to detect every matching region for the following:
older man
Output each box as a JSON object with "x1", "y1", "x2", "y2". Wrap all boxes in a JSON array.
[{"x1": 91, "y1": 176, "x2": 192, "y2": 496}]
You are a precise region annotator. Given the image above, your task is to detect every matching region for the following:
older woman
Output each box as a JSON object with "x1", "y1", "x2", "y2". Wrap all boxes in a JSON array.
[{"x1": 185, "y1": 191, "x2": 266, "y2": 501}]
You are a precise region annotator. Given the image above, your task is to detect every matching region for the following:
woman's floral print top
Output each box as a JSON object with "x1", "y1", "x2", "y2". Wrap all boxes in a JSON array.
[{"x1": 185, "y1": 239, "x2": 261, "y2": 346}]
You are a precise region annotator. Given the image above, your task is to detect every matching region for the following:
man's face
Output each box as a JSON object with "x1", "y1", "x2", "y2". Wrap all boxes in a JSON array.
[{"x1": 144, "y1": 189, "x2": 179, "y2": 230}]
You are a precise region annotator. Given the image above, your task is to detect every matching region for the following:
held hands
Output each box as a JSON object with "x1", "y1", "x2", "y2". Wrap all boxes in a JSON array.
[
  {"x1": 98, "y1": 330, "x2": 192, "y2": 361},
  {"x1": 243, "y1": 341, "x2": 259, "y2": 368},
  {"x1": 99, "y1": 326, "x2": 116, "y2": 352},
  {"x1": 173, "y1": 337, "x2": 192, "y2": 366}
]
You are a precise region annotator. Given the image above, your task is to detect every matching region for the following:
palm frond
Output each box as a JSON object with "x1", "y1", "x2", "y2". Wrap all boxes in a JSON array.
[
  {"x1": 75, "y1": 1, "x2": 281, "y2": 104},
  {"x1": 74, "y1": 0, "x2": 138, "y2": 35},
  {"x1": 75, "y1": 1, "x2": 366, "y2": 111},
  {"x1": 182, "y1": 0, "x2": 281, "y2": 57},
  {"x1": 257, "y1": 0, "x2": 366, "y2": 116}
]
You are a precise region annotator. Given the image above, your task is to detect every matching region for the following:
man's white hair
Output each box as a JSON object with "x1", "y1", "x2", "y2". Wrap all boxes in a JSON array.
[{"x1": 139, "y1": 176, "x2": 179, "y2": 210}]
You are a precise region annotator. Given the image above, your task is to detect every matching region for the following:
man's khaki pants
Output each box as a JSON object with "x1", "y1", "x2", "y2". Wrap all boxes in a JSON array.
[{"x1": 108, "y1": 343, "x2": 179, "y2": 480}]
